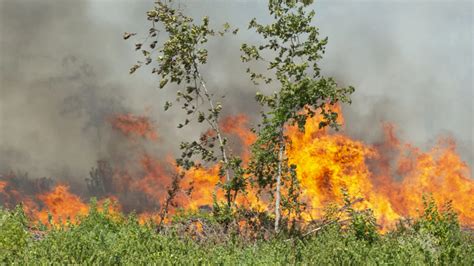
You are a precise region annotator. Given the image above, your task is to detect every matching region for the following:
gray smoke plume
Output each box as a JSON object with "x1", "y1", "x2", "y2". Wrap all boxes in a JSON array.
[
  {"x1": 0, "y1": 0, "x2": 472, "y2": 183},
  {"x1": 315, "y1": 1, "x2": 473, "y2": 176}
]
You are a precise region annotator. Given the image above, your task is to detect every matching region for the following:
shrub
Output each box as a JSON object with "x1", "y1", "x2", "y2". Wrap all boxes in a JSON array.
[{"x1": 1, "y1": 198, "x2": 473, "y2": 264}]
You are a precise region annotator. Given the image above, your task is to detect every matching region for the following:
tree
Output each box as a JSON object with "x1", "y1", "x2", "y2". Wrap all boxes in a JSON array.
[
  {"x1": 242, "y1": 0, "x2": 355, "y2": 232},
  {"x1": 126, "y1": 0, "x2": 355, "y2": 233},
  {"x1": 125, "y1": 1, "x2": 244, "y2": 216}
]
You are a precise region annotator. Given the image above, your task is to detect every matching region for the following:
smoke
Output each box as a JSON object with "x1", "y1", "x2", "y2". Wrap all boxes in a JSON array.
[
  {"x1": 314, "y1": 1, "x2": 473, "y2": 175},
  {"x1": 0, "y1": 0, "x2": 472, "y2": 183},
  {"x1": 0, "y1": 0, "x2": 153, "y2": 181}
]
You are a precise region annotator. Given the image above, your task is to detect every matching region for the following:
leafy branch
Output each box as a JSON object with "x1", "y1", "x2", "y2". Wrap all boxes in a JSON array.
[
  {"x1": 242, "y1": 0, "x2": 355, "y2": 232},
  {"x1": 125, "y1": 0, "x2": 243, "y2": 212}
]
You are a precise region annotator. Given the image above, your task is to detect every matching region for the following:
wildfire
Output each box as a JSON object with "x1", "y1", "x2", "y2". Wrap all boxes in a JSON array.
[
  {"x1": 286, "y1": 110, "x2": 473, "y2": 229},
  {"x1": 221, "y1": 115, "x2": 257, "y2": 161},
  {"x1": 0, "y1": 181, "x2": 6, "y2": 193},
  {"x1": 33, "y1": 185, "x2": 89, "y2": 224},
  {"x1": 109, "y1": 113, "x2": 158, "y2": 141},
  {"x1": 287, "y1": 124, "x2": 401, "y2": 225},
  {"x1": 0, "y1": 109, "x2": 472, "y2": 230},
  {"x1": 393, "y1": 137, "x2": 474, "y2": 226}
]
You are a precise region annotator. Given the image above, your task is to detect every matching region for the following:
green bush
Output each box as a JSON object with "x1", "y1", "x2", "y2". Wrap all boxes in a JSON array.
[
  {"x1": 1, "y1": 199, "x2": 473, "y2": 264},
  {"x1": 0, "y1": 206, "x2": 29, "y2": 262}
]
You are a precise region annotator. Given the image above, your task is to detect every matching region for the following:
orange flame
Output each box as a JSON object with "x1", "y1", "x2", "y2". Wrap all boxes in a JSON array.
[
  {"x1": 109, "y1": 113, "x2": 158, "y2": 141},
  {"x1": 2, "y1": 110, "x2": 472, "y2": 231},
  {"x1": 221, "y1": 115, "x2": 257, "y2": 161},
  {"x1": 34, "y1": 185, "x2": 89, "y2": 224},
  {"x1": 26, "y1": 185, "x2": 121, "y2": 225},
  {"x1": 0, "y1": 181, "x2": 6, "y2": 193},
  {"x1": 286, "y1": 108, "x2": 473, "y2": 229}
]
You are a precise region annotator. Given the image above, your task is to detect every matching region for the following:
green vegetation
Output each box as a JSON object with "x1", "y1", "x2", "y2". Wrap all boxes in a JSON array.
[
  {"x1": 242, "y1": 0, "x2": 354, "y2": 232},
  {"x1": 1, "y1": 199, "x2": 473, "y2": 264}
]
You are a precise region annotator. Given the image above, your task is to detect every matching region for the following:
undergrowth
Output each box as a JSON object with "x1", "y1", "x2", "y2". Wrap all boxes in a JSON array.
[{"x1": 1, "y1": 198, "x2": 473, "y2": 265}]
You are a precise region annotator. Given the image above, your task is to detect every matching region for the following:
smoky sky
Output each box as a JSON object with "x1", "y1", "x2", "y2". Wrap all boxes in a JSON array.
[{"x1": 0, "y1": 0, "x2": 472, "y2": 180}]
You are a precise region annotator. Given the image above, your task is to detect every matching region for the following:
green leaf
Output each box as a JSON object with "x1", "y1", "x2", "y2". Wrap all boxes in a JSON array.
[{"x1": 159, "y1": 79, "x2": 169, "y2": 88}]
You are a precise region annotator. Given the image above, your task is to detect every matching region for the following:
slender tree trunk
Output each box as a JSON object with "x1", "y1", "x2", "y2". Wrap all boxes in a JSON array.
[
  {"x1": 196, "y1": 70, "x2": 231, "y2": 184},
  {"x1": 275, "y1": 127, "x2": 284, "y2": 232},
  {"x1": 195, "y1": 70, "x2": 234, "y2": 208}
]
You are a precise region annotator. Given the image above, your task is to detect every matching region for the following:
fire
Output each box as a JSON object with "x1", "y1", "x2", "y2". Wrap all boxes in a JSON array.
[
  {"x1": 1, "y1": 110, "x2": 472, "y2": 231},
  {"x1": 0, "y1": 181, "x2": 6, "y2": 193},
  {"x1": 19, "y1": 185, "x2": 121, "y2": 225},
  {"x1": 109, "y1": 113, "x2": 158, "y2": 141},
  {"x1": 33, "y1": 185, "x2": 89, "y2": 224},
  {"x1": 221, "y1": 115, "x2": 257, "y2": 161},
  {"x1": 288, "y1": 128, "x2": 401, "y2": 225},
  {"x1": 221, "y1": 115, "x2": 256, "y2": 147},
  {"x1": 393, "y1": 137, "x2": 474, "y2": 226},
  {"x1": 179, "y1": 166, "x2": 221, "y2": 210},
  {"x1": 138, "y1": 212, "x2": 167, "y2": 225},
  {"x1": 133, "y1": 154, "x2": 173, "y2": 204},
  {"x1": 285, "y1": 109, "x2": 473, "y2": 229}
]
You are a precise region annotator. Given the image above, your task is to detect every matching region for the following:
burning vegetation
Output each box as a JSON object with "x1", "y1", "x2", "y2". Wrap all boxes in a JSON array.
[
  {"x1": 1, "y1": 108, "x2": 472, "y2": 231},
  {"x1": 1, "y1": 0, "x2": 472, "y2": 264},
  {"x1": 109, "y1": 113, "x2": 158, "y2": 141}
]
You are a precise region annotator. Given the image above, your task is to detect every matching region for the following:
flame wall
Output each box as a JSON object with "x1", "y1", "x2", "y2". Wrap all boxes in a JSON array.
[{"x1": 1, "y1": 110, "x2": 472, "y2": 230}]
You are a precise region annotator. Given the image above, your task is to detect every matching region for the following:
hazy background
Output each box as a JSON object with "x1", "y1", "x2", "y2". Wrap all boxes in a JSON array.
[{"x1": 0, "y1": 0, "x2": 472, "y2": 181}]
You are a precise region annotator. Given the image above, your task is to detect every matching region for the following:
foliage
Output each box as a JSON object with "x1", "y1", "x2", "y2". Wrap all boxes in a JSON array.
[
  {"x1": 125, "y1": 0, "x2": 244, "y2": 212},
  {"x1": 126, "y1": 0, "x2": 356, "y2": 233},
  {"x1": 414, "y1": 196, "x2": 462, "y2": 243},
  {"x1": 0, "y1": 199, "x2": 472, "y2": 264},
  {"x1": 0, "y1": 206, "x2": 29, "y2": 262},
  {"x1": 341, "y1": 190, "x2": 379, "y2": 244},
  {"x1": 242, "y1": 0, "x2": 355, "y2": 231}
]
